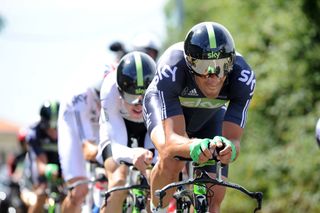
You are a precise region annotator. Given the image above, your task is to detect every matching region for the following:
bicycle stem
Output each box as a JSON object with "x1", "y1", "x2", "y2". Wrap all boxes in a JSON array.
[{"x1": 216, "y1": 161, "x2": 222, "y2": 182}]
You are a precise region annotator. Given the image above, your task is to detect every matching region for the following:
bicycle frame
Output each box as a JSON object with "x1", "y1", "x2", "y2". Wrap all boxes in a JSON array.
[
  {"x1": 155, "y1": 161, "x2": 263, "y2": 213},
  {"x1": 67, "y1": 165, "x2": 108, "y2": 213},
  {"x1": 104, "y1": 165, "x2": 150, "y2": 213},
  {"x1": 46, "y1": 178, "x2": 65, "y2": 213},
  {"x1": 44, "y1": 164, "x2": 66, "y2": 213}
]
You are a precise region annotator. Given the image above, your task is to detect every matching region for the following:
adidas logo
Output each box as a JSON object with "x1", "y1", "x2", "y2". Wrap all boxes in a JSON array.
[{"x1": 187, "y1": 89, "x2": 198, "y2": 96}]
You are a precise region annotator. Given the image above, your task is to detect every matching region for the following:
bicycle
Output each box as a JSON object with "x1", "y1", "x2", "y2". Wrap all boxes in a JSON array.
[
  {"x1": 103, "y1": 162, "x2": 151, "y2": 213},
  {"x1": 43, "y1": 164, "x2": 66, "y2": 213},
  {"x1": 66, "y1": 161, "x2": 108, "y2": 213},
  {"x1": 0, "y1": 163, "x2": 28, "y2": 213},
  {"x1": 155, "y1": 146, "x2": 263, "y2": 213},
  {"x1": 44, "y1": 177, "x2": 65, "y2": 213}
]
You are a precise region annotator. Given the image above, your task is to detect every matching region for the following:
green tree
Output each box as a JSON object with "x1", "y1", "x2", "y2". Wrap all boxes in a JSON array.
[
  {"x1": 163, "y1": 0, "x2": 320, "y2": 212},
  {"x1": 0, "y1": 16, "x2": 4, "y2": 32}
]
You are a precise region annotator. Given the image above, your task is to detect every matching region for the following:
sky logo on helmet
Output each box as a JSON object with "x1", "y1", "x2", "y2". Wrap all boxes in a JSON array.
[
  {"x1": 207, "y1": 51, "x2": 221, "y2": 59},
  {"x1": 135, "y1": 88, "x2": 145, "y2": 94}
]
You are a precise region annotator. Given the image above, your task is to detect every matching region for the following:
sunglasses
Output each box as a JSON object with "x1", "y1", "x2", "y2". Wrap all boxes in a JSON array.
[
  {"x1": 186, "y1": 56, "x2": 233, "y2": 79},
  {"x1": 120, "y1": 91, "x2": 144, "y2": 105}
]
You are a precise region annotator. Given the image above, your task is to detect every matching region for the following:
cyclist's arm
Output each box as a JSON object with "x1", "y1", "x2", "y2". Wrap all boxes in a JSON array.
[
  {"x1": 221, "y1": 121, "x2": 243, "y2": 162},
  {"x1": 152, "y1": 114, "x2": 205, "y2": 159},
  {"x1": 112, "y1": 143, "x2": 153, "y2": 166},
  {"x1": 97, "y1": 103, "x2": 128, "y2": 164},
  {"x1": 36, "y1": 153, "x2": 48, "y2": 176},
  {"x1": 218, "y1": 59, "x2": 254, "y2": 162},
  {"x1": 152, "y1": 113, "x2": 226, "y2": 164},
  {"x1": 27, "y1": 130, "x2": 48, "y2": 176},
  {"x1": 82, "y1": 140, "x2": 98, "y2": 161},
  {"x1": 69, "y1": 95, "x2": 100, "y2": 161}
]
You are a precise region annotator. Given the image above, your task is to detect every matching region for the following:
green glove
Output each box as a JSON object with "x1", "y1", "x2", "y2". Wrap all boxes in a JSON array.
[
  {"x1": 189, "y1": 138, "x2": 211, "y2": 163},
  {"x1": 212, "y1": 136, "x2": 236, "y2": 162},
  {"x1": 45, "y1": 163, "x2": 59, "y2": 181}
]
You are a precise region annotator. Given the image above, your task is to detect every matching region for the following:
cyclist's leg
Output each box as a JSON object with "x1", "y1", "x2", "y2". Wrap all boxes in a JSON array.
[
  {"x1": 58, "y1": 118, "x2": 88, "y2": 213},
  {"x1": 149, "y1": 125, "x2": 185, "y2": 212},
  {"x1": 25, "y1": 150, "x2": 47, "y2": 213},
  {"x1": 62, "y1": 177, "x2": 88, "y2": 213},
  {"x1": 92, "y1": 166, "x2": 108, "y2": 209},
  {"x1": 144, "y1": 95, "x2": 185, "y2": 211},
  {"x1": 101, "y1": 157, "x2": 128, "y2": 213},
  {"x1": 19, "y1": 153, "x2": 34, "y2": 210},
  {"x1": 205, "y1": 169, "x2": 228, "y2": 213},
  {"x1": 210, "y1": 180, "x2": 226, "y2": 213},
  {"x1": 27, "y1": 183, "x2": 47, "y2": 213}
]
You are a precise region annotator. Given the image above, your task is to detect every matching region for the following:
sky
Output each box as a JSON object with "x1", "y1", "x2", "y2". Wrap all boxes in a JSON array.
[{"x1": 0, "y1": 0, "x2": 167, "y2": 126}]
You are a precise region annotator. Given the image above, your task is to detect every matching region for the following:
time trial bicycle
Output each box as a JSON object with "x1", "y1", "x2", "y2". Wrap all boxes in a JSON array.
[
  {"x1": 104, "y1": 161, "x2": 151, "y2": 213},
  {"x1": 155, "y1": 145, "x2": 263, "y2": 213}
]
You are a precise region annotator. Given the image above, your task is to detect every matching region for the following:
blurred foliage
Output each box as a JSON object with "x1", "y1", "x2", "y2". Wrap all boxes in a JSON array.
[
  {"x1": 164, "y1": 0, "x2": 320, "y2": 212},
  {"x1": 0, "y1": 15, "x2": 5, "y2": 32}
]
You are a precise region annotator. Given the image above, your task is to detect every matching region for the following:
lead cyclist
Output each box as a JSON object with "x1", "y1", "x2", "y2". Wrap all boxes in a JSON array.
[{"x1": 143, "y1": 21, "x2": 256, "y2": 213}]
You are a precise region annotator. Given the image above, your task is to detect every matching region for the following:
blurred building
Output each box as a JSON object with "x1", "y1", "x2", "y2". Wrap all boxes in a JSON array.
[{"x1": 0, "y1": 119, "x2": 20, "y2": 164}]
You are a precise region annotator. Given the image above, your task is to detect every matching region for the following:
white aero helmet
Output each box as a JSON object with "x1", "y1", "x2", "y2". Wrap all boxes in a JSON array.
[{"x1": 131, "y1": 32, "x2": 160, "y2": 60}]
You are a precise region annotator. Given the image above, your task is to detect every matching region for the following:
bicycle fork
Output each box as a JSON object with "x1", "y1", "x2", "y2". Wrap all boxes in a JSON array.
[
  {"x1": 132, "y1": 188, "x2": 147, "y2": 213},
  {"x1": 193, "y1": 183, "x2": 208, "y2": 213},
  {"x1": 192, "y1": 161, "x2": 224, "y2": 213}
]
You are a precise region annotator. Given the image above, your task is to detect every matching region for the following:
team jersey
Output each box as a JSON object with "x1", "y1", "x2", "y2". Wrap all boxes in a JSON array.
[
  {"x1": 26, "y1": 123, "x2": 60, "y2": 164},
  {"x1": 58, "y1": 86, "x2": 101, "y2": 181},
  {"x1": 144, "y1": 42, "x2": 256, "y2": 134},
  {"x1": 25, "y1": 122, "x2": 62, "y2": 183},
  {"x1": 96, "y1": 70, "x2": 155, "y2": 165},
  {"x1": 59, "y1": 87, "x2": 101, "y2": 144}
]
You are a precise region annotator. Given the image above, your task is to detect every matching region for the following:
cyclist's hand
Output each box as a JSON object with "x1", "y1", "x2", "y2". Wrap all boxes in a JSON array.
[
  {"x1": 211, "y1": 136, "x2": 236, "y2": 164},
  {"x1": 45, "y1": 163, "x2": 59, "y2": 181},
  {"x1": 191, "y1": 138, "x2": 213, "y2": 164},
  {"x1": 132, "y1": 148, "x2": 153, "y2": 176},
  {"x1": 190, "y1": 138, "x2": 216, "y2": 164}
]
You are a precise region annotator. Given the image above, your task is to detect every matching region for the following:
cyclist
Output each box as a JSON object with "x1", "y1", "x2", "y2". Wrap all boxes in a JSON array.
[
  {"x1": 315, "y1": 118, "x2": 320, "y2": 147},
  {"x1": 96, "y1": 51, "x2": 157, "y2": 213},
  {"x1": 57, "y1": 74, "x2": 105, "y2": 213},
  {"x1": 1, "y1": 128, "x2": 29, "y2": 213},
  {"x1": 131, "y1": 32, "x2": 160, "y2": 61},
  {"x1": 109, "y1": 32, "x2": 160, "y2": 63},
  {"x1": 8, "y1": 127, "x2": 28, "y2": 181},
  {"x1": 23, "y1": 100, "x2": 61, "y2": 213},
  {"x1": 109, "y1": 41, "x2": 127, "y2": 62},
  {"x1": 143, "y1": 21, "x2": 256, "y2": 212}
]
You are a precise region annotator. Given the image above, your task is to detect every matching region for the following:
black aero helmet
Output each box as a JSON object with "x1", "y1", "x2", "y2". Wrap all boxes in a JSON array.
[
  {"x1": 117, "y1": 51, "x2": 156, "y2": 104},
  {"x1": 39, "y1": 100, "x2": 60, "y2": 128},
  {"x1": 184, "y1": 22, "x2": 235, "y2": 78}
]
